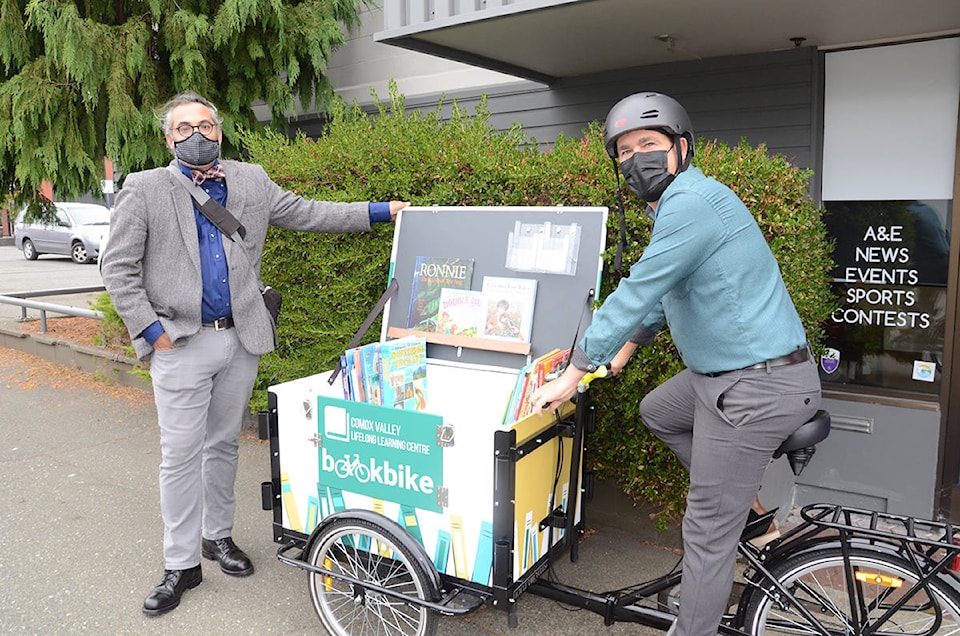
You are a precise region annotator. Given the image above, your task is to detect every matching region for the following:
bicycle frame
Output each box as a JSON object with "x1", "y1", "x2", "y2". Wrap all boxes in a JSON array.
[
  {"x1": 733, "y1": 504, "x2": 960, "y2": 632},
  {"x1": 529, "y1": 502, "x2": 960, "y2": 635}
]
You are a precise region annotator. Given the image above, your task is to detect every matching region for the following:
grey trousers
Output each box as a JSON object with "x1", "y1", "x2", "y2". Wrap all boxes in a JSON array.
[
  {"x1": 149, "y1": 326, "x2": 260, "y2": 570},
  {"x1": 640, "y1": 357, "x2": 821, "y2": 636}
]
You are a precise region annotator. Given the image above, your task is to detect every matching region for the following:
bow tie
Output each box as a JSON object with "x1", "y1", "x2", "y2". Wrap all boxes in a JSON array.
[{"x1": 191, "y1": 164, "x2": 225, "y2": 186}]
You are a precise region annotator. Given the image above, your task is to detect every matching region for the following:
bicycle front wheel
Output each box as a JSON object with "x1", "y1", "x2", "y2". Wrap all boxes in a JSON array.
[
  {"x1": 307, "y1": 515, "x2": 439, "y2": 636},
  {"x1": 743, "y1": 547, "x2": 960, "y2": 635}
]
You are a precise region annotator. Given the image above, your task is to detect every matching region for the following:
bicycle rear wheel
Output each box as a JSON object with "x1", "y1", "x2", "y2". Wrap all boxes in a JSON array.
[
  {"x1": 307, "y1": 515, "x2": 440, "y2": 636},
  {"x1": 743, "y1": 547, "x2": 960, "y2": 635}
]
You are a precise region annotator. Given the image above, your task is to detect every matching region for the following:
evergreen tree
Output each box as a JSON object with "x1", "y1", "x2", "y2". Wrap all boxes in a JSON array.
[{"x1": 0, "y1": 0, "x2": 367, "y2": 211}]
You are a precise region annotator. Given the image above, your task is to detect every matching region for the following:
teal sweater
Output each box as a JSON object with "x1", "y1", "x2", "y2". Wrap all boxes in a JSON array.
[{"x1": 576, "y1": 167, "x2": 807, "y2": 375}]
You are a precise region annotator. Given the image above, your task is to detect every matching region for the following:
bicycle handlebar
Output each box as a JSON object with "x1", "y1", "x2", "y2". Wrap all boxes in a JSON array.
[{"x1": 577, "y1": 366, "x2": 608, "y2": 393}]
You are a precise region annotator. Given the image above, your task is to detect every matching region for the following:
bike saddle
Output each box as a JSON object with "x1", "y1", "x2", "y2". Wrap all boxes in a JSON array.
[{"x1": 773, "y1": 409, "x2": 831, "y2": 476}]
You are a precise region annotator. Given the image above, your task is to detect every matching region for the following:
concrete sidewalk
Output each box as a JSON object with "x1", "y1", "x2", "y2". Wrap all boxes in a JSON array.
[{"x1": 0, "y1": 345, "x2": 682, "y2": 635}]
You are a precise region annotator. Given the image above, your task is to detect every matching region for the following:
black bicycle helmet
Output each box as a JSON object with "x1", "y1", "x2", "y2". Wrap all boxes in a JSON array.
[{"x1": 603, "y1": 92, "x2": 695, "y2": 161}]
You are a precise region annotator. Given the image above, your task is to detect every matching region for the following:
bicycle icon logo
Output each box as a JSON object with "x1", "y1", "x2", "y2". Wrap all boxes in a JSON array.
[{"x1": 334, "y1": 454, "x2": 371, "y2": 483}]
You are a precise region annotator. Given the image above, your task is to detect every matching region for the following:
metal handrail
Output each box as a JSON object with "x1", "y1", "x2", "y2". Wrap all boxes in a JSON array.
[{"x1": 0, "y1": 285, "x2": 106, "y2": 333}]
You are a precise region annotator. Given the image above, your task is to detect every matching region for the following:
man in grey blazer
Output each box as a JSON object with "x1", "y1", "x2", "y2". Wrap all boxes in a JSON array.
[{"x1": 100, "y1": 92, "x2": 408, "y2": 616}]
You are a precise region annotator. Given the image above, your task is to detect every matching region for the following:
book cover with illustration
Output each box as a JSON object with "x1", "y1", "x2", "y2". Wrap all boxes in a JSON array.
[
  {"x1": 338, "y1": 354, "x2": 352, "y2": 400},
  {"x1": 406, "y1": 256, "x2": 474, "y2": 332},
  {"x1": 436, "y1": 288, "x2": 483, "y2": 337},
  {"x1": 351, "y1": 346, "x2": 366, "y2": 403},
  {"x1": 502, "y1": 362, "x2": 533, "y2": 425},
  {"x1": 359, "y1": 342, "x2": 382, "y2": 406},
  {"x1": 480, "y1": 276, "x2": 538, "y2": 342},
  {"x1": 378, "y1": 336, "x2": 428, "y2": 411},
  {"x1": 520, "y1": 348, "x2": 570, "y2": 420}
]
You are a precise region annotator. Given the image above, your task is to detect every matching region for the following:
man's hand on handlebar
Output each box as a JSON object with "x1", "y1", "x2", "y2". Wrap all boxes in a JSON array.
[
  {"x1": 530, "y1": 366, "x2": 586, "y2": 415},
  {"x1": 609, "y1": 341, "x2": 638, "y2": 376}
]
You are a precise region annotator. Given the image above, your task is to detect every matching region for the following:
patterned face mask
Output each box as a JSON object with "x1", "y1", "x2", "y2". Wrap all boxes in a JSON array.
[{"x1": 174, "y1": 131, "x2": 221, "y2": 167}]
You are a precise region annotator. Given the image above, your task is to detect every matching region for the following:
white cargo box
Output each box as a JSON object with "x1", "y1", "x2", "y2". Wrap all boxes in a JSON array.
[{"x1": 262, "y1": 206, "x2": 607, "y2": 613}]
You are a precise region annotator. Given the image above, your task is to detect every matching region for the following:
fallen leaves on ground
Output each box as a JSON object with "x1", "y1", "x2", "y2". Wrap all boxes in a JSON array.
[
  {"x1": 15, "y1": 315, "x2": 130, "y2": 356},
  {"x1": 0, "y1": 344, "x2": 153, "y2": 408}
]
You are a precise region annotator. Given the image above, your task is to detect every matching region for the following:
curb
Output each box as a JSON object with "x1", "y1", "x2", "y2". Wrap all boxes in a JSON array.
[{"x1": 0, "y1": 323, "x2": 152, "y2": 392}]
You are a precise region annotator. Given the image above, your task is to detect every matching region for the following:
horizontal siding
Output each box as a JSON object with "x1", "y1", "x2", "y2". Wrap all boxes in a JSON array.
[
  {"x1": 373, "y1": 47, "x2": 819, "y2": 168},
  {"x1": 325, "y1": 5, "x2": 521, "y2": 106},
  {"x1": 293, "y1": 45, "x2": 819, "y2": 173},
  {"x1": 383, "y1": 0, "x2": 568, "y2": 31}
]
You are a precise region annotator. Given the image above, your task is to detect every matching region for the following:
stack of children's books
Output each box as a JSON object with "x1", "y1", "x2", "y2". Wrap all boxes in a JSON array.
[
  {"x1": 502, "y1": 348, "x2": 570, "y2": 425},
  {"x1": 339, "y1": 336, "x2": 428, "y2": 412}
]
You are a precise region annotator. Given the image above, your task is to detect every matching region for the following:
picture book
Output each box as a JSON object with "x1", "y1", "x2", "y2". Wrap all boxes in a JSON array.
[
  {"x1": 343, "y1": 351, "x2": 358, "y2": 401},
  {"x1": 406, "y1": 256, "x2": 475, "y2": 332},
  {"x1": 518, "y1": 348, "x2": 570, "y2": 420},
  {"x1": 436, "y1": 288, "x2": 483, "y2": 337},
  {"x1": 480, "y1": 276, "x2": 538, "y2": 342},
  {"x1": 503, "y1": 348, "x2": 570, "y2": 424},
  {"x1": 351, "y1": 346, "x2": 366, "y2": 403},
  {"x1": 338, "y1": 354, "x2": 351, "y2": 400},
  {"x1": 502, "y1": 362, "x2": 532, "y2": 425},
  {"x1": 378, "y1": 336, "x2": 428, "y2": 411},
  {"x1": 359, "y1": 342, "x2": 382, "y2": 406},
  {"x1": 533, "y1": 348, "x2": 570, "y2": 391}
]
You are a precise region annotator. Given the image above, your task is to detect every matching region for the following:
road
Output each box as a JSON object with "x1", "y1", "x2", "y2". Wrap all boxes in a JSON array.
[{"x1": 0, "y1": 243, "x2": 104, "y2": 323}]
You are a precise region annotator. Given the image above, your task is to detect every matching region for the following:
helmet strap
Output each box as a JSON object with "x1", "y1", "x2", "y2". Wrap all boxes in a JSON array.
[{"x1": 611, "y1": 157, "x2": 628, "y2": 275}]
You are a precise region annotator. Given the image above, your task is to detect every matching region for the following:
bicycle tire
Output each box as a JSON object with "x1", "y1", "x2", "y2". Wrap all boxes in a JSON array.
[
  {"x1": 307, "y1": 515, "x2": 440, "y2": 636},
  {"x1": 742, "y1": 546, "x2": 960, "y2": 635}
]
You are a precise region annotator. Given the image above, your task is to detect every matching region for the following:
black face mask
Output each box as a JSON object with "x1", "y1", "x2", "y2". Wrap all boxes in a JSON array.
[
  {"x1": 174, "y1": 131, "x2": 221, "y2": 167},
  {"x1": 620, "y1": 149, "x2": 676, "y2": 203}
]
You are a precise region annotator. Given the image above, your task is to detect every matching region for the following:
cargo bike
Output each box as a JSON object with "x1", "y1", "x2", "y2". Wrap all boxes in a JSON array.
[{"x1": 258, "y1": 207, "x2": 960, "y2": 635}]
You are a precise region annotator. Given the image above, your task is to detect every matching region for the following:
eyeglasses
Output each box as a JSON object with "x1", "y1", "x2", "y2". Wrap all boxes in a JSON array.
[{"x1": 175, "y1": 122, "x2": 218, "y2": 137}]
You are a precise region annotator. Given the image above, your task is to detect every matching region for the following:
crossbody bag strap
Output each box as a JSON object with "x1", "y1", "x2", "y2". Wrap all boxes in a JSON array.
[
  {"x1": 327, "y1": 278, "x2": 400, "y2": 386},
  {"x1": 167, "y1": 164, "x2": 247, "y2": 241}
]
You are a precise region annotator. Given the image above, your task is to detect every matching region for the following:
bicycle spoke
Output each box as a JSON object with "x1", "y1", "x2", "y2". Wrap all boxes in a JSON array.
[
  {"x1": 790, "y1": 575, "x2": 854, "y2": 631},
  {"x1": 308, "y1": 518, "x2": 437, "y2": 636},
  {"x1": 745, "y1": 548, "x2": 960, "y2": 636}
]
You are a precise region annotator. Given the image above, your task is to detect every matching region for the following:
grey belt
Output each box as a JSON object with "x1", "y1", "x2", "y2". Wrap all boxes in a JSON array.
[
  {"x1": 201, "y1": 316, "x2": 235, "y2": 331},
  {"x1": 706, "y1": 345, "x2": 810, "y2": 377}
]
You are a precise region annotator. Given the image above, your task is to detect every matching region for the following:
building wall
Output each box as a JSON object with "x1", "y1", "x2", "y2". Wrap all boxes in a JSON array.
[
  {"x1": 326, "y1": 6, "x2": 522, "y2": 105},
  {"x1": 268, "y1": 4, "x2": 526, "y2": 134},
  {"x1": 310, "y1": 27, "x2": 822, "y2": 177},
  {"x1": 799, "y1": 394, "x2": 940, "y2": 519}
]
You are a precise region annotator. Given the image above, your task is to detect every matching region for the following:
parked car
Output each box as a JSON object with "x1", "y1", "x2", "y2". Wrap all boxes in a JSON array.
[{"x1": 14, "y1": 202, "x2": 111, "y2": 264}]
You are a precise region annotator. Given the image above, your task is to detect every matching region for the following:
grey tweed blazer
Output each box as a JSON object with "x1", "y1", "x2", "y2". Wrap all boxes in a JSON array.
[{"x1": 101, "y1": 160, "x2": 372, "y2": 360}]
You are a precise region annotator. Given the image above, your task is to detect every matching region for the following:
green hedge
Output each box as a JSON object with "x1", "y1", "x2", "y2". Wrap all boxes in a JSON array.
[{"x1": 238, "y1": 88, "x2": 835, "y2": 523}]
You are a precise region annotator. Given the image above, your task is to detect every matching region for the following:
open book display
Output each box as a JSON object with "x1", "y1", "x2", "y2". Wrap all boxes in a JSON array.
[
  {"x1": 384, "y1": 207, "x2": 607, "y2": 366},
  {"x1": 390, "y1": 256, "x2": 539, "y2": 355}
]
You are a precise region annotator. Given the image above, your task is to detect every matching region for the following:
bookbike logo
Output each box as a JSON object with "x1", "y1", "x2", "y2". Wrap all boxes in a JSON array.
[
  {"x1": 317, "y1": 399, "x2": 442, "y2": 511},
  {"x1": 320, "y1": 447, "x2": 436, "y2": 495}
]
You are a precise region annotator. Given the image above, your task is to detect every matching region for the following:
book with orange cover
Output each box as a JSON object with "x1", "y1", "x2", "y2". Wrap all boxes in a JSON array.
[{"x1": 513, "y1": 348, "x2": 570, "y2": 421}]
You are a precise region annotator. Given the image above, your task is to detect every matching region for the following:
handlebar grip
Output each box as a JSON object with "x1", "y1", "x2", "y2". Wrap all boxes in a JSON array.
[{"x1": 577, "y1": 366, "x2": 608, "y2": 392}]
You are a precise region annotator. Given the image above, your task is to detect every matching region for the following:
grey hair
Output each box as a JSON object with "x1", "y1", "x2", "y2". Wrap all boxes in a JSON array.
[{"x1": 159, "y1": 92, "x2": 223, "y2": 135}]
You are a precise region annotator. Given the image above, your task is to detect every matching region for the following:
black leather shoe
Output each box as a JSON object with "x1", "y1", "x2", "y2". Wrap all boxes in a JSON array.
[
  {"x1": 201, "y1": 536, "x2": 254, "y2": 576},
  {"x1": 142, "y1": 565, "x2": 202, "y2": 616},
  {"x1": 743, "y1": 508, "x2": 781, "y2": 547}
]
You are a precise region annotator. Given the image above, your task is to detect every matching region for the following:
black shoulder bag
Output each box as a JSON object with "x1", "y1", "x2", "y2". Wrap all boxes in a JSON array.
[{"x1": 168, "y1": 165, "x2": 282, "y2": 325}]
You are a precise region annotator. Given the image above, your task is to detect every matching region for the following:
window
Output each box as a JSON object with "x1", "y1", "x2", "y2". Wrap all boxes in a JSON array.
[
  {"x1": 822, "y1": 200, "x2": 951, "y2": 392},
  {"x1": 820, "y1": 38, "x2": 959, "y2": 393}
]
